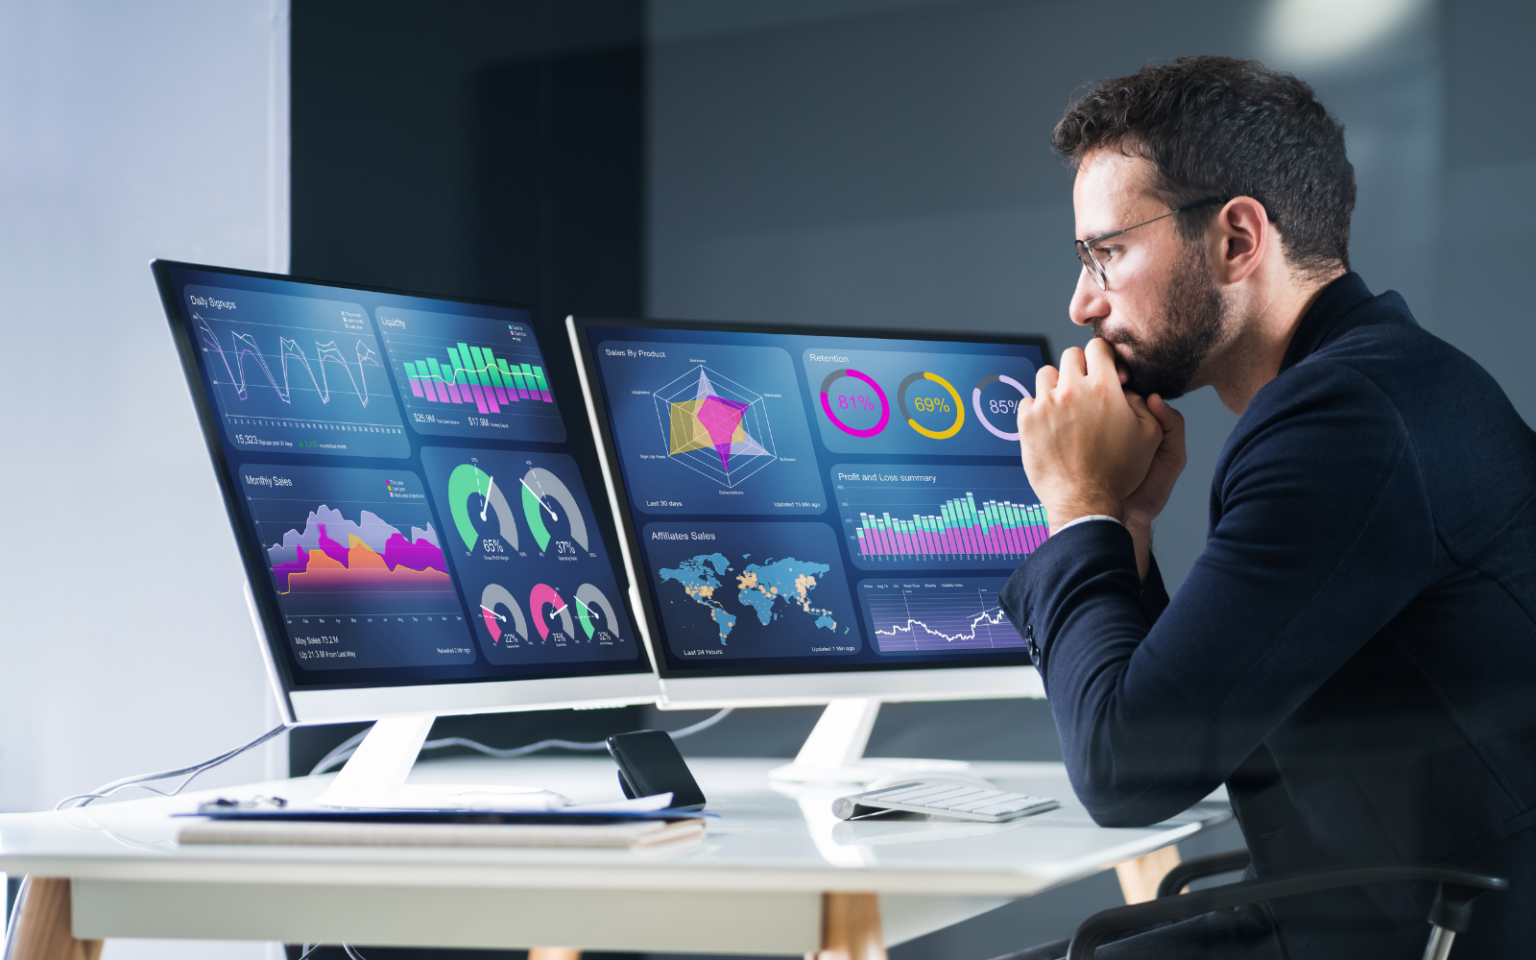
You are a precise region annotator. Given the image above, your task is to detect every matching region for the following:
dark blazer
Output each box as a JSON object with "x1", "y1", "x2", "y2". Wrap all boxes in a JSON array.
[{"x1": 1000, "y1": 273, "x2": 1536, "y2": 959}]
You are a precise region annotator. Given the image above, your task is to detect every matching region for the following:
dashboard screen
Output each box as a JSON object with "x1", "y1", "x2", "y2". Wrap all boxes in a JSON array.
[
  {"x1": 158, "y1": 263, "x2": 645, "y2": 690},
  {"x1": 578, "y1": 321, "x2": 1051, "y2": 676}
]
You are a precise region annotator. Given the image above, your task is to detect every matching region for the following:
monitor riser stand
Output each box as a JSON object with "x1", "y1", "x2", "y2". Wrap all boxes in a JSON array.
[
  {"x1": 767, "y1": 698, "x2": 970, "y2": 783},
  {"x1": 315, "y1": 715, "x2": 559, "y2": 810}
]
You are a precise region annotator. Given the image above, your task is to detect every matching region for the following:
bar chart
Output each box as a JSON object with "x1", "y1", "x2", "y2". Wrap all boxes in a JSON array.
[
  {"x1": 377, "y1": 306, "x2": 567, "y2": 443},
  {"x1": 400, "y1": 344, "x2": 553, "y2": 413},
  {"x1": 833, "y1": 463, "x2": 1048, "y2": 570}
]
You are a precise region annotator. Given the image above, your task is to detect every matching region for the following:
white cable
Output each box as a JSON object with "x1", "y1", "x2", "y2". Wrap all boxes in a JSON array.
[
  {"x1": 55, "y1": 725, "x2": 288, "y2": 810},
  {"x1": 309, "y1": 708, "x2": 736, "y2": 776}
]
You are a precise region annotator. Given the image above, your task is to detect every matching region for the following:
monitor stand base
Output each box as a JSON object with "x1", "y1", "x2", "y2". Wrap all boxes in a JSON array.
[
  {"x1": 767, "y1": 698, "x2": 970, "y2": 784},
  {"x1": 315, "y1": 715, "x2": 564, "y2": 810}
]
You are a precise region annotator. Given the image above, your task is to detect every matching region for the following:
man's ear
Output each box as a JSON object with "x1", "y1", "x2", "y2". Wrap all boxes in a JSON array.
[{"x1": 1211, "y1": 196, "x2": 1269, "y2": 284}]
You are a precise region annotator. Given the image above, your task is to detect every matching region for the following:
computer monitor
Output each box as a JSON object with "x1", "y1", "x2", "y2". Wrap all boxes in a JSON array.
[
  {"x1": 569, "y1": 317, "x2": 1050, "y2": 780},
  {"x1": 153, "y1": 261, "x2": 659, "y2": 805}
]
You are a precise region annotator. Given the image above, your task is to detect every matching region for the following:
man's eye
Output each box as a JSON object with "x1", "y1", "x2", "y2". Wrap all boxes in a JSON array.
[{"x1": 1094, "y1": 246, "x2": 1117, "y2": 261}]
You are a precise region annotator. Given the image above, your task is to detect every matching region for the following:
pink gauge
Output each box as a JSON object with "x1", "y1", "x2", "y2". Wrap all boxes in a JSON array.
[{"x1": 529, "y1": 583, "x2": 573, "y2": 641}]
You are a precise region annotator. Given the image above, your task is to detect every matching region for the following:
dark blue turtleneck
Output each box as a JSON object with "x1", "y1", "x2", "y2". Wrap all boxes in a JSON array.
[{"x1": 1001, "y1": 273, "x2": 1536, "y2": 958}]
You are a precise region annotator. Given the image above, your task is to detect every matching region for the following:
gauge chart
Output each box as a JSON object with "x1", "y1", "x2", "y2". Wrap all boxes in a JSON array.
[
  {"x1": 421, "y1": 446, "x2": 637, "y2": 665},
  {"x1": 858, "y1": 578, "x2": 1026, "y2": 655},
  {"x1": 802, "y1": 344, "x2": 1040, "y2": 455},
  {"x1": 832, "y1": 463, "x2": 1047, "y2": 570}
]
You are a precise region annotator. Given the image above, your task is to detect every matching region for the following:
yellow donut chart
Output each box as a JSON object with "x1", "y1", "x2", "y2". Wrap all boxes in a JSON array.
[{"x1": 898, "y1": 371, "x2": 966, "y2": 439}]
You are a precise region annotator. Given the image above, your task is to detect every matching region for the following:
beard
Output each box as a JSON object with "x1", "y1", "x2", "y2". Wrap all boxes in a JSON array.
[{"x1": 1094, "y1": 242, "x2": 1225, "y2": 400}]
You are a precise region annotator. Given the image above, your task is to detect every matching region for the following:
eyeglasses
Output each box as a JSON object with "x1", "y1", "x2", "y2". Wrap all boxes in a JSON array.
[{"x1": 1074, "y1": 197, "x2": 1226, "y2": 291}]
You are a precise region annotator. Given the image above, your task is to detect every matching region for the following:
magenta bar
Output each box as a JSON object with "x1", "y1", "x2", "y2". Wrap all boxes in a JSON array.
[
  {"x1": 1014, "y1": 525, "x2": 1032, "y2": 552},
  {"x1": 919, "y1": 528, "x2": 938, "y2": 554},
  {"x1": 857, "y1": 534, "x2": 868, "y2": 556},
  {"x1": 409, "y1": 379, "x2": 424, "y2": 398},
  {"x1": 963, "y1": 526, "x2": 984, "y2": 554},
  {"x1": 899, "y1": 530, "x2": 916, "y2": 554},
  {"x1": 877, "y1": 529, "x2": 894, "y2": 554},
  {"x1": 1026, "y1": 525, "x2": 1044, "y2": 550},
  {"x1": 445, "y1": 381, "x2": 465, "y2": 403},
  {"x1": 485, "y1": 391, "x2": 501, "y2": 414},
  {"x1": 1003, "y1": 526, "x2": 1024, "y2": 554},
  {"x1": 494, "y1": 385, "x2": 510, "y2": 405},
  {"x1": 540, "y1": 390, "x2": 553, "y2": 403},
  {"x1": 469, "y1": 383, "x2": 490, "y2": 414},
  {"x1": 940, "y1": 527, "x2": 961, "y2": 556}
]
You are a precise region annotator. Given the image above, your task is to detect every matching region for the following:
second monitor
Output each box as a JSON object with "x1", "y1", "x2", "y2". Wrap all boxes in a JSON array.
[{"x1": 570, "y1": 317, "x2": 1051, "y2": 780}]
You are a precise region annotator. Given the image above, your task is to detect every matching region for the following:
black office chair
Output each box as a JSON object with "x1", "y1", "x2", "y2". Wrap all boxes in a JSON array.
[{"x1": 1067, "y1": 851, "x2": 1508, "y2": 960}]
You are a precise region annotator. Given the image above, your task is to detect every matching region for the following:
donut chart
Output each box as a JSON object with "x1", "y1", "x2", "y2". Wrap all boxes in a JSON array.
[
  {"x1": 898, "y1": 372, "x2": 965, "y2": 439},
  {"x1": 447, "y1": 463, "x2": 518, "y2": 551},
  {"x1": 521, "y1": 467, "x2": 589, "y2": 553},
  {"x1": 530, "y1": 582, "x2": 574, "y2": 641},
  {"x1": 819, "y1": 369, "x2": 890, "y2": 438},
  {"x1": 478, "y1": 584, "x2": 528, "y2": 644},
  {"x1": 575, "y1": 583, "x2": 620, "y2": 640},
  {"x1": 972, "y1": 375, "x2": 1032, "y2": 441}
]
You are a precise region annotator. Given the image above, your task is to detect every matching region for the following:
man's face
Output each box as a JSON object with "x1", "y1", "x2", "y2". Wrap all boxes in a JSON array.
[{"x1": 1069, "y1": 150, "x2": 1225, "y2": 400}]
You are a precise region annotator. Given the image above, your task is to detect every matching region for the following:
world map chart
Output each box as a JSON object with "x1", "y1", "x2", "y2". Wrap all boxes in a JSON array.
[{"x1": 659, "y1": 553, "x2": 839, "y2": 644}]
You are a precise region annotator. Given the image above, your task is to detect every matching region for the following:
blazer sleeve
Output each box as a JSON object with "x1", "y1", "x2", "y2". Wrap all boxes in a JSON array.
[{"x1": 998, "y1": 362, "x2": 1438, "y2": 827}]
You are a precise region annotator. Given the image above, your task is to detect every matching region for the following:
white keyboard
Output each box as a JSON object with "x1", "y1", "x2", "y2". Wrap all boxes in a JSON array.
[{"x1": 832, "y1": 780, "x2": 1060, "y2": 823}]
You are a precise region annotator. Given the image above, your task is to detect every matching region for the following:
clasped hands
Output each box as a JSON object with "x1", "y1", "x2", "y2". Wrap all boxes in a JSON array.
[{"x1": 1016, "y1": 339, "x2": 1186, "y2": 580}]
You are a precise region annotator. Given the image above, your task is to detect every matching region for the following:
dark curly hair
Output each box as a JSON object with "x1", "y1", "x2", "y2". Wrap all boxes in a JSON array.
[{"x1": 1054, "y1": 56, "x2": 1355, "y2": 275}]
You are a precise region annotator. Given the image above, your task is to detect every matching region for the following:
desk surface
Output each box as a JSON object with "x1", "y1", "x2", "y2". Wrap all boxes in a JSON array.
[{"x1": 0, "y1": 758, "x2": 1230, "y2": 954}]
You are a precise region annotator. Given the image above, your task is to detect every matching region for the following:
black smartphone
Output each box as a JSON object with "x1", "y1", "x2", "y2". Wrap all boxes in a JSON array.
[{"x1": 606, "y1": 730, "x2": 707, "y2": 810}]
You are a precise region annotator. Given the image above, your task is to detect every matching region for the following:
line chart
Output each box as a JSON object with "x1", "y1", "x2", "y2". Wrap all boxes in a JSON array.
[{"x1": 857, "y1": 578, "x2": 1026, "y2": 654}]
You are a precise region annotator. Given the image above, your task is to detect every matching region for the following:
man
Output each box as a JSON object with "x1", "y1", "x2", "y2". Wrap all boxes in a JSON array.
[{"x1": 997, "y1": 57, "x2": 1536, "y2": 959}]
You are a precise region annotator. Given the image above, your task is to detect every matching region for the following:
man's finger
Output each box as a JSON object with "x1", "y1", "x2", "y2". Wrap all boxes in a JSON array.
[
  {"x1": 1035, "y1": 364, "x2": 1059, "y2": 397},
  {"x1": 1084, "y1": 338, "x2": 1120, "y2": 383},
  {"x1": 1147, "y1": 394, "x2": 1187, "y2": 439},
  {"x1": 1058, "y1": 346, "x2": 1087, "y2": 380}
]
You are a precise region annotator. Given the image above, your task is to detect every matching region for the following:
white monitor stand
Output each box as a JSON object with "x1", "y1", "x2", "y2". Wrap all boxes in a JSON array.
[
  {"x1": 768, "y1": 698, "x2": 971, "y2": 783},
  {"x1": 317, "y1": 715, "x2": 563, "y2": 810}
]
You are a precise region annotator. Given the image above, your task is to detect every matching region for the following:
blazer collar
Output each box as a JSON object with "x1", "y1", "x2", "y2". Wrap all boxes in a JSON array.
[{"x1": 1278, "y1": 272, "x2": 1380, "y2": 374}]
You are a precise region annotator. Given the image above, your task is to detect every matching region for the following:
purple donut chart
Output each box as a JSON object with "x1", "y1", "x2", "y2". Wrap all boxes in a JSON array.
[{"x1": 972, "y1": 375, "x2": 1032, "y2": 441}]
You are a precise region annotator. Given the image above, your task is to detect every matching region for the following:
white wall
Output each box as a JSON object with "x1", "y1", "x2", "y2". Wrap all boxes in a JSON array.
[
  {"x1": 0, "y1": 3, "x2": 287, "y2": 954},
  {"x1": 0, "y1": 0, "x2": 289, "y2": 950}
]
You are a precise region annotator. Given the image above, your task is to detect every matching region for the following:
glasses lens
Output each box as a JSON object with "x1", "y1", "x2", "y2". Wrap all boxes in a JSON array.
[{"x1": 1075, "y1": 241, "x2": 1107, "y2": 290}]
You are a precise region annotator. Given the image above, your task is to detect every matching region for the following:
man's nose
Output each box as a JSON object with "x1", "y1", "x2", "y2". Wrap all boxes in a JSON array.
[{"x1": 1068, "y1": 268, "x2": 1106, "y2": 327}]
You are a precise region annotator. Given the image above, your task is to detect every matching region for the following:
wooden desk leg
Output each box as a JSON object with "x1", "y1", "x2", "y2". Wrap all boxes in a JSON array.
[
  {"x1": 808, "y1": 892, "x2": 886, "y2": 960},
  {"x1": 1114, "y1": 844, "x2": 1181, "y2": 904},
  {"x1": 4, "y1": 878, "x2": 102, "y2": 960},
  {"x1": 527, "y1": 950, "x2": 580, "y2": 960}
]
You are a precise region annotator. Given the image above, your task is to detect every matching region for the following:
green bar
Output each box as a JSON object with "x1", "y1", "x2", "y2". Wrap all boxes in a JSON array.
[
  {"x1": 444, "y1": 347, "x2": 465, "y2": 383},
  {"x1": 425, "y1": 356, "x2": 445, "y2": 383},
  {"x1": 530, "y1": 365, "x2": 550, "y2": 393},
  {"x1": 466, "y1": 346, "x2": 487, "y2": 384},
  {"x1": 402, "y1": 360, "x2": 419, "y2": 380},
  {"x1": 484, "y1": 352, "x2": 507, "y2": 390},
  {"x1": 967, "y1": 493, "x2": 986, "y2": 532}
]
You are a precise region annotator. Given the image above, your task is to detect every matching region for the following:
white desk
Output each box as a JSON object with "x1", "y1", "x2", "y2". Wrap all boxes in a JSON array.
[{"x1": 0, "y1": 757, "x2": 1230, "y2": 958}]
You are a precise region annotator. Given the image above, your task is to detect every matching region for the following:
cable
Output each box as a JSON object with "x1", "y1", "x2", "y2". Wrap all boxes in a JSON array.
[
  {"x1": 308, "y1": 708, "x2": 736, "y2": 776},
  {"x1": 55, "y1": 724, "x2": 288, "y2": 811},
  {"x1": 342, "y1": 946, "x2": 369, "y2": 960}
]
